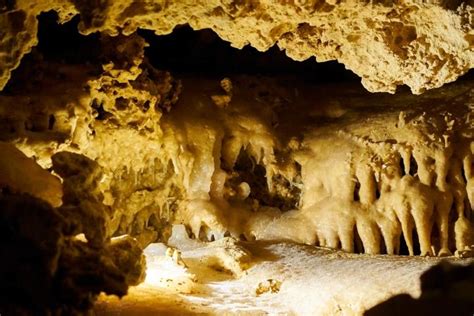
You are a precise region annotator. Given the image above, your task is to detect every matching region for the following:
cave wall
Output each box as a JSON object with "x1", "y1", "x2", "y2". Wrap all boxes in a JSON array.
[{"x1": 2, "y1": 28, "x2": 474, "y2": 256}]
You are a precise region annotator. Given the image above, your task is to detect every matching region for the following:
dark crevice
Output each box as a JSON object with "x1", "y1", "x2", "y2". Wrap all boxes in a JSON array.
[
  {"x1": 412, "y1": 228, "x2": 421, "y2": 256},
  {"x1": 353, "y1": 225, "x2": 364, "y2": 254},
  {"x1": 448, "y1": 203, "x2": 459, "y2": 252},
  {"x1": 224, "y1": 148, "x2": 301, "y2": 211},
  {"x1": 409, "y1": 155, "x2": 418, "y2": 176},
  {"x1": 91, "y1": 99, "x2": 111, "y2": 121},
  {"x1": 353, "y1": 180, "x2": 361, "y2": 201},
  {"x1": 48, "y1": 114, "x2": 55, "y2": 130},
  {"x1": 399, "y1": 156, "x2": 406, "y2": 176},
  {"x1": 37, "y1": 11, "x2": 101, "y2": 64},
  {"x1": 375, "y1": 181, "x2": 381, "y2": 199},
  {"x1": 464, "y1": 199, "x2": 471, "y2": 220},
  {"x1": 430, "y1": 222, "x2": 440, "y2": 254},
  {"x1": 399, "y1": 230, "x2": 410, "y2": 256},
  {"x1": 139, "y1": 25, "x2": 360, "y2": 82},
  {"x1": 380, "y1": 234, "x2": 387, "y2": 254},
  {"x1": 461, "y1": 164, "x2": 468, "y2": 183}
]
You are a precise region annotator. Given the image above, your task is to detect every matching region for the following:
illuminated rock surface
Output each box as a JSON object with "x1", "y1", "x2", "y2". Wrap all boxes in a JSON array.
[
  {"x1": 1, "y1": 0, "x2": 474, "y2": 93},
  {"x1": 94, "y1": 235, "x2": 474, "y2": 315},
  {"x1": 3, "y1": 46, "x2": 473, "y2": 256}
]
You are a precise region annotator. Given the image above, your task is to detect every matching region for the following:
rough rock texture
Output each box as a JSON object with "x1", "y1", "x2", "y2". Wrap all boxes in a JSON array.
[
  {"x1": 1, "y1": 32, "x2": 183, "y2": 244},
  {"x1": 95, "y1": 239, "x2": 474, "y2": 315},
  {"x1": 1, "y1": 7, "x2": 474, "y2": 314},
  {"x1": 1, "y1": 0, "x2": 474, "y2": 93},
  {"x1": 2, "y1": 29, "x2": 473, "y2": 257},
  {"x1": 0, "y1": 142, "x2": 62, "y2": 206},
  {"x1": 0, "y1": 150, "x2": 146, "y2": 315}
]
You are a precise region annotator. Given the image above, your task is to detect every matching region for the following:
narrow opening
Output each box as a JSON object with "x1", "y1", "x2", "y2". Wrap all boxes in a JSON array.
[
  {"x1": 139, "y1": 26, "x2": 360, "y2": 82},
  {"x1": 430, "y1": 222, "x2": 440, "y2": 255},
  {"x1": 374, "y1": 180, "x2": 381, "y2": 199},
  {"x1": 239, "y1": 234, "x2": 248, "y2": 242},
  {"x1": 399, "y1": 233, "x2": 410, "y2": 256},
  {"x1": 91, "y1": 99, "x2": 111, "y2": 121},
  {"x1": 37, "y1": 12, "x2": 101, "y2": 64},
  {"x1": 409, "y1": 155, "x2": 418, "y2": 176},
  {"x1": 399, "y1": 156, "x2": 406, "y2": 176},
  {"x1": 353, "y1": 225, "x2": 364, "y2": 254},
  {"x1": 379, "y1": 233, "x2": 387, "y2": 254},
  {"x1": 226, "y1": 149, "x2": 301, "y2": 211},
  {"x1": 353, "y1": 180, "x2": 361, "y2": 201},
  {"x1": 461, "y1": 164, "x2": 468, "y2": 183},
  {"x1": 48, "y1": 114, "x2": 55, "y2": 130},
  {"x1": 463, "y1": 199, "x2": 471, "y2": 219},
  {"x1": 448, "y1": 203, "x2": 458, "y2": 251},
  {"x1": 412, "y1": 227, "x2": 421, "y2": 256}
]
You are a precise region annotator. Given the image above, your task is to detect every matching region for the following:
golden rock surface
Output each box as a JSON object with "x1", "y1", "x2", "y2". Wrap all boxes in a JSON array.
[{"x1": 1, "y1": 0, "x2": 474, "y2": 93}]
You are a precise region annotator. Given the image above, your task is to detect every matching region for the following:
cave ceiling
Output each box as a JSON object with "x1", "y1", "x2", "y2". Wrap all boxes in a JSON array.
[{"x1": 1, "y1": 0, "x2": 474, "y2": 93}]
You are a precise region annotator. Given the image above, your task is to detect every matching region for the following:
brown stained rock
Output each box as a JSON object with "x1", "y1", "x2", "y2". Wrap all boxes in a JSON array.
[
  {"x1": 256, "y1": 279, "x2": 282, "y2": 296},
  {"x1": 0, "y1": 159, "x2": 146, "y2": 314},
  {"x1": 52, "y1": 151, "x2": 111, "y2": 247},
  {"x1": 1, "y1": 1, "x2": 473, "y2": 93},
  {"x1": 0, "y1": 0, "x2": 77, "y2": 91},
  {"x1": 0, "y1": 141, "x2": 63, "y2": 207}
]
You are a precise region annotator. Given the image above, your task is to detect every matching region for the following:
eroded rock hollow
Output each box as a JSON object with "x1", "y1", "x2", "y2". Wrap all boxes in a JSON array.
[{"x1": 1, "y1": 1, "x2": 474, "y2": 315}]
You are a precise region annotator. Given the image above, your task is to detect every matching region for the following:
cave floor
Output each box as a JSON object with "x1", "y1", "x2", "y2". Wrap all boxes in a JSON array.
[{"x1": 93, "y1": 240, "x2": 469, "y2": 315}]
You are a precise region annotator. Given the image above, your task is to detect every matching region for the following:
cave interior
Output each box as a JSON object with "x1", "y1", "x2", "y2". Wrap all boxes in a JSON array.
[{"x1": 1, "y1": 2, "x2": 474, "y2": 315}]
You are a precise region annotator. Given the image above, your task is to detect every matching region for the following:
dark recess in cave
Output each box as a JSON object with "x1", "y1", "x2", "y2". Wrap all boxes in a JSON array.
[
  {"x1": 139, "y1": 26, "x2": 360, "y2": 82},
  {"x1": 30, "y1": 12, "x2": 474, "y2": 86},
  {"x1": 33, "y1": 11, "x2": 361, "y2": 83},
  {"x1": 37, "y1": 12, "x2": 101, "y2": 64}
]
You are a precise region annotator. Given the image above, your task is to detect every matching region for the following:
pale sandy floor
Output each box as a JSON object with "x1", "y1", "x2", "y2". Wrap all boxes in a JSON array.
[{"x1": 94, "y1": 240, "x2": 470, "y2": 315}]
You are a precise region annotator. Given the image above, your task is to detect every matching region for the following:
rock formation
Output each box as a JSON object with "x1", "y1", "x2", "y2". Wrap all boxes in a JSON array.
[
  {"x1": 1, "y1": 28, "x2": 473, "y2": 256},
  {"x1": 1, "y1": 0, "x2": 474, "y2": 93},
  {"x1": 0, "y1": 148, "x2": 145, "y2": 315},
  {"x1": 1, "y1": 1, "x2": 474, "y2": 314}
]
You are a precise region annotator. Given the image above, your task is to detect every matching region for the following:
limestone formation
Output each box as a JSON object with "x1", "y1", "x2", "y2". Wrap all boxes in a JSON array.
[
  {"x1": 1, "y1": 2, "x2": 474, "y2": 314},
  {"x1": 0, "y1": 150, "x2": 146, "y2": 315},
  {"x1": 2, "y1": 29, "x2": 473, "y2": 257},
  {"x1": 1, "y1": 0, "x2": 473, "y2": 93},
  {"x1": 0, "y1": 142, "x2": 62, "y2": 206}
]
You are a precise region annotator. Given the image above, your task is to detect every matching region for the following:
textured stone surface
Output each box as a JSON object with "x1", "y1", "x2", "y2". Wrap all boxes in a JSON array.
[
  {"x1": 1, "y1": 5, "x2": 474, "y2": 313},
  {"x1": 1, "y1": 0, "x2": 474, "y2": 93},
  {"x1": 3, "y1": 37, "x2": 473, "y2": 256},
  {"x1": 0, "y1": 142, "x2": 62, "y2": 206},
  {"x1": 0, "y1": 151, "x2": 146, "y2": 315},
  {"x1": 95, "y1": 240, "x2": 474, "y2": 315},
  {"x1": 0, "y1": 33, "x2": 183, "y2": 245}
]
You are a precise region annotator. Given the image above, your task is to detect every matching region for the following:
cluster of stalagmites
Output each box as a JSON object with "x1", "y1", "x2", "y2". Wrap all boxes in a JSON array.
[
  {"x1": 0, "y1": 146, "x2": 146, "y2": 315},
  {"x1": 1, "y1": 26, "x2": 474, "y2": 260}
]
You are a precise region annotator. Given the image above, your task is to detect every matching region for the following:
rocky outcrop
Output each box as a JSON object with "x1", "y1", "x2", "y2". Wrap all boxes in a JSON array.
[
  {"x1": 365, "y1": 261, "x2": 474, "y2": 316},
  {"x1": 1, "y1": 0, "x2": 473, "y2": 93},
  {"x1": 0, "y1": 150, "x2": 146, "y2": 315}
]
